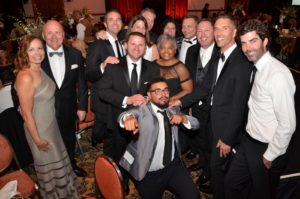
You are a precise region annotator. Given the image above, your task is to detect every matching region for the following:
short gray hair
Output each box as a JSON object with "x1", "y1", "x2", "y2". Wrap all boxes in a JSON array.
[{"x1": 157, "y1": 34, "x2": 177, "y2": 50}]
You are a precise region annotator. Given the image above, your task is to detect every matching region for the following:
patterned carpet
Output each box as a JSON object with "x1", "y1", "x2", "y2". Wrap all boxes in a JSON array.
[
  {"x1": 22, "y1": 128, "x2": 211, "y2": 198},
  {"x1": 75, "y1": 129, "x2": 212, "y2": 199}
]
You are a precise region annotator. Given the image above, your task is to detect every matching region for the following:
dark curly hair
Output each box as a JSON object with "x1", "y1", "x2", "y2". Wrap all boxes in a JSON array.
[
  {"x1": 238, "y1": 19, "x2": 269, "y2": 41},
  {"x1": 14, "y1": 35, "x2": 42, "y2": 71}
]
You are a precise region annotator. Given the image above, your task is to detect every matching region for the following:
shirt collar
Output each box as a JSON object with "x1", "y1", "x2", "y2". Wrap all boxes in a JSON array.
[
  {"x1": 200, "y1": 42, "x2": 215, "y2": 53},
  {"x1": 184, "y1": 36, "x2": 197, "y2": 43},
  {"x1": 126, "y1": 55, "x2": 142, "y2": 68},
  {"x1": 47, "y1": 45, "x2": 63, "y2": 53},
  {"x1": 150, "y1": 102, "x2": 165, "y2": 114},
  {"x1": 254, "y1": 51, "x2": 271, "y2": 72},
  {"x1": 222, "y1": 43, "x2": 237, "y2": 62},
  {"x1": 106, "y1": 31, "x2": 118, "y2": 44}
]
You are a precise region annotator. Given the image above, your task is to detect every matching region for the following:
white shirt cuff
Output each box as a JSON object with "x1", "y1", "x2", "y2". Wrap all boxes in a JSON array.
[{"x1": 122, "y1": 97, "x2": 128, "y2": 108}]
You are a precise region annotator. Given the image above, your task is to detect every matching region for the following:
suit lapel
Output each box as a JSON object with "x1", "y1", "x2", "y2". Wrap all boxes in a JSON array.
[
  {"x1": 61, "y1": 45, "x2": 71, "y2": 87},
  {"x1": 42, "y1": 47, "x2": 58, "y2": 87},
  {"x1": 216, "y1": 47, "x2": 238, "y2": 85},
  {"x1": 139, "y1": 59, "x2": 148, "y2": 91},
  {"x1": 120, "y1": 57, "x2": 131, "y2": 89},
  {"x1": 105, "y1": 40, "x2": 116, "y2": 57}
]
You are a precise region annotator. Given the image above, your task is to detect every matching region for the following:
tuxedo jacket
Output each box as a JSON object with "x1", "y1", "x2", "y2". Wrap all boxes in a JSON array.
[
  {"x1": 181, "y1": 46, "x2": 253, "y2": 146},
  {"x1": 118, "y1": 103, "x2": 200, "y2": 181},
  {"x1": 86, "y1": 39, "x2": 118, "y2": 115},
  {"x1": 98, "y1": 56, "x2": 160, "y2": 129},
  {"x1": 42, "y1": 45, "x2": 88, "y2": 131},
  {"x1": 185, "y1": 43, "x2": 219, "y2": 111}
]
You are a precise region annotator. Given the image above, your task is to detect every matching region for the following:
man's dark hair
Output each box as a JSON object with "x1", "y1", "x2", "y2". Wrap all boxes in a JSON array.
[
  {"x1": 146, "y1": 77, "x2": 167, "y2": 92},
  {"x1": 215, "y1": 14, "x2": 237, "y2": 29},
  {"x1": 125, "y1": 32, "x2": 146, "y2": 43},
  {"x1": 183, "y1": 15, "x2": 199, "y2": 24},
  {"x1": 104, "y1": 9, "x2": 122, "y2": 23},
  {"x1": 238, "y1": 19, "x2": 269, "y2": 41}
]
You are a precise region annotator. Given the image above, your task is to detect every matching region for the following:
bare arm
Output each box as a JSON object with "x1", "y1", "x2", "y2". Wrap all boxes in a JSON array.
[
  {"x1": 16, "y1": 71, "x2": 49, "y2": 151},
  {"x1": 170, "y1": 63, "x2": 193, "y2": 101}
]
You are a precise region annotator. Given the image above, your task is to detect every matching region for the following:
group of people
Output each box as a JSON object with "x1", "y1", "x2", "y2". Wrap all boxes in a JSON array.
[{"x1": 4, "y1": 5, "x2": 296, "y2": 199}]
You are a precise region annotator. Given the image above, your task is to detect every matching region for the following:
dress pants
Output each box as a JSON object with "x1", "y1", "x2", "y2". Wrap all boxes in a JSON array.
[
  {"x1": 134, "y1": 157, "x2": 200, "y2": 199},
  {"x1": 191, "y1": 105, "x2": 211, "y2": 177},
  {"x1": 225, "y1": 133, "x2": 288, "y2": 199},
  {"x1": 210, "y1": 139, "x2": 229, "y2": 199},
  {"x1": 91, "y1": 112, "x2": 107, "y2": 142}
]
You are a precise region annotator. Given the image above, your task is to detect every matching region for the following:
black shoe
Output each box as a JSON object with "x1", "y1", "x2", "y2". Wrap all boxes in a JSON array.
[
  {"x1": 188, "y1": 163, "x2": 203, "y2": 171},
  {"x1": 185, "y1": 151, "x2": 198, "y2": 160},
  {"x1": 199, "y1": 184, "x2": 213, "y2": 194},
  {"x1": 74, "y1": 166, "x2": 88, "y2": 177},
  {"x1": 197, "y1": 174, "x2": 210, "y2": 185}
]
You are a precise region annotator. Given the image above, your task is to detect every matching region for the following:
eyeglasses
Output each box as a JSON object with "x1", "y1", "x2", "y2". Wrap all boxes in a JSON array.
[{"x1": 149, "y1": 88, "x2": 170, "y2": 95}]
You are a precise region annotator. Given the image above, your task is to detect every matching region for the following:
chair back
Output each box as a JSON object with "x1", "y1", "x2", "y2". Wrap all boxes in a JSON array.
[
  {"x1": 85, "y1": 95, "x2": 95, "y2": 122},
  {"x1": 0, "y1": 134, "x2": 13, "y2": 172},
  {"x1": 94, "y1": 155, "x2": 125, "y2": 199}
]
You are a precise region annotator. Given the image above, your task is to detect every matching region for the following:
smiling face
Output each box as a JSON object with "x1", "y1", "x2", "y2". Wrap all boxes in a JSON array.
[
  {"x1": 240, "y1": 31, "x2": 268, "y2": 64},
  {"x1": 163, "y1": 22, "x2": 176, "y2": 38},
  {"x1": 125, "y1": 34, "x2": 146, "y2": 62},
  {"x1": 214, "y1": 18, "x2": 237, "y2": 52},
  {"x1": 42, "y1": 20, "x2": 64, "y2": 50},
  {"x1": 197, "y1": 20, "x2": 214, "y2": 49},
  {"x1": 141, "y1": 10, "x2": 155, "y2": 31},
  {"x1": 159, "y1": 40, "x2": 176, "y2": 61},
  {"x1": 104, "y1": 11, "x2": 122, "y2": 38},
  {"x1": 27, "y1": 39, "x2": 45, "y2": 66},
  {"x1": 147, "y1": 81, "x2": 170, "y2": 109},
  {"x1": 131, "y1": 19, "x2": 147, "y2": 35},
  {"x1": 182, "y1": 18, "x2": 197, "y2": 39}
]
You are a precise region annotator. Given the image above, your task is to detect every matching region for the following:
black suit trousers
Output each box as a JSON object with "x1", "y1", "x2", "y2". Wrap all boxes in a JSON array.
[
  {"x1": 134, "y1": 157, "x2": 200, "y2": 199},
  {"x1": 224, "y1": 134, "x2": 288, "y2": 199}
]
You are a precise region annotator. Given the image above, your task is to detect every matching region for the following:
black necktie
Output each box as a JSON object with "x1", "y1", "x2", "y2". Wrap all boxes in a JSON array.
[
  {"x1": 49, "y1": 52, "x2": 63, "y2": 57},
  {"x1": 249, "y1": 66, "x2": 257, "y2": 92},
  {"x1": 244, "y1": 65, "x2": 257, "y2": 126},
  {"x1": 220, "y1": 53, "x2": 225, "y2": 62},
  {"x1": 130, "y1": 63, "x2": 138, "y2": 95},
  {"x1": 157, "y1": 110, "x2": 172, "y2": 167},
  {"x1": 115, "y1": 40, "x2": 122, "y2": 58}
]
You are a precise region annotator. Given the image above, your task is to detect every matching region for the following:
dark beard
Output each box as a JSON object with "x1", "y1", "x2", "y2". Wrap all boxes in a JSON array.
[{"x1": 152, "y1": 101, "x2": 168, "y2": 109}]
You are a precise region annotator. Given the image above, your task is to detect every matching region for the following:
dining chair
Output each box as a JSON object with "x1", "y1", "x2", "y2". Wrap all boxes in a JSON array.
[
  {"x1": 94, "y1": 155, "x2": 125, "y2": 199},
  {"x1": 76, "y1": 94, "x2": 95, "y2": 154},
  {"x1": 0, "y1": 134, "x2": 37, "y2": 197}
]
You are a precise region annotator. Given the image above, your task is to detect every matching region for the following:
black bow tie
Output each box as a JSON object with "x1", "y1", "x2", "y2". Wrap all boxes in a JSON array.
[
  {"x1": 49, "y1": 51, "x2": 63, "y2": 57},
  {"x1": 184, "y1": 39, "x2": 193, "y2": 44},
  {"x1": 220, "y1": 53, "x2": 225, "y2": 62}
]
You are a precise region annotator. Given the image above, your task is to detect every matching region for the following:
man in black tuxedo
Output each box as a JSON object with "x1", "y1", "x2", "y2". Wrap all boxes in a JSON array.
[
  {"x1": 41, "y1": 20, "x2": 88, "y2": 177},
  {"x1": 184, "y1": 18, "x2": 219, "y2": 188},
  {"x1": 98, "y1": 32, "x2": 160, "y2": 192},
  {"x1": 170, "y1": 14, "x2": 253, "y2": 199},
  {"x1": 98, "y1": 32, "x2": 160, "y2": 162},
  {"x1": 86, "y1": 9, "x2": 124, "y2": 148}
]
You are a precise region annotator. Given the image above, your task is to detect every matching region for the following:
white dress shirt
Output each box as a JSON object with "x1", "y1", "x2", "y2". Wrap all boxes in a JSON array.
[
  {"x1": 107, "y1": 31, "x2": 124, "y2": 58},
  {"x1": 216, "y1": 43, "x2": 237, "y2": 81},
  {"x1": 0, "y1": 85, "x2": 14, "y2": 114},
  {"x1": 47, "y1": 45, "x2": 65, "y2": 88},
  {"x1": 200, "y1": 42, "x2": 215, "y2": 67},
  {"x1": 122, "y1": 56, "x2": 142, "y2": 107},
  {"x1": 246, "y1": 51, "x2": 296, "y2": 161},
  {"x1": 178, "y1": 36, "x2": 197, "y2": 63},
  {"x1": 148, "y1": 103, "x2": 175, "y2": 171},
  {"x1": 211, "y1": 43, "x2": 237, "y2": 105}
]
